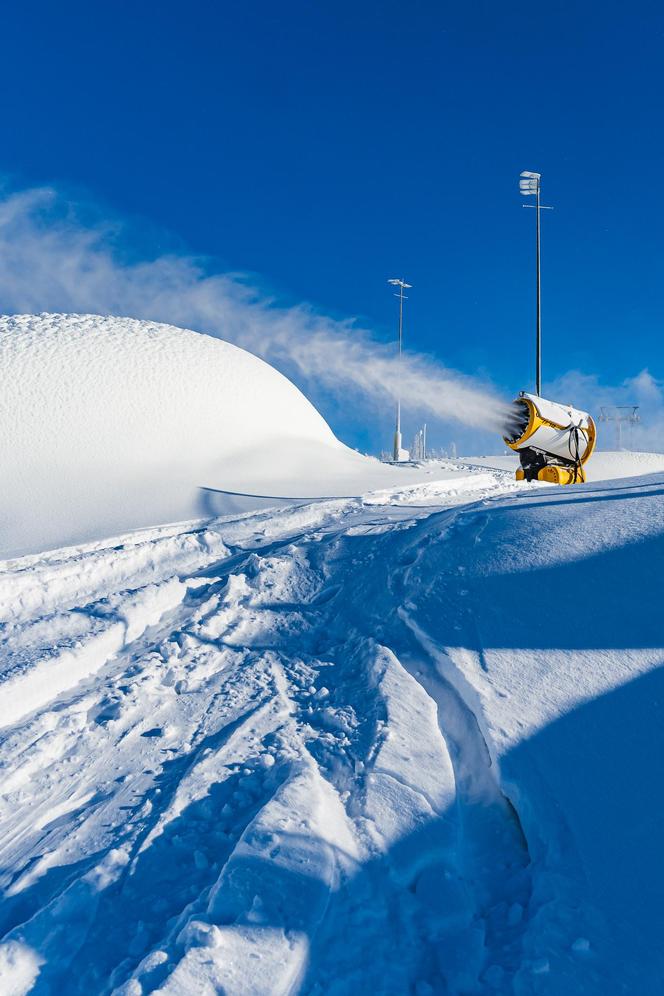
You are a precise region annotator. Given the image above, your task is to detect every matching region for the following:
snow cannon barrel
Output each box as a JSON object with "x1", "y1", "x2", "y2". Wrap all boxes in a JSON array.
[{"x1": 503, "y1": 393, "x2": 596, "y2": 485}]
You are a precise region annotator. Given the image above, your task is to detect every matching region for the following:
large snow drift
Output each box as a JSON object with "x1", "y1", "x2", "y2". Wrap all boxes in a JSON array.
[
  {"x1": 0, "y1": 314, "x2": 349, "y2": 556},
  {"x1": 1, "y1": 314, "x2": 508, "y2": 559},
  {"x1": 1, "y1": 314, "x2": 429, "y2": 558}
]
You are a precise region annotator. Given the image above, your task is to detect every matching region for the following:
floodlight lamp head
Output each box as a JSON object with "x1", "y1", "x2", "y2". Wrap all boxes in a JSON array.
[
  {"x1": 388, "y1": 278, "x2": 412, "y2": 288},
  {"x1": 519, "y1": 170, "x2": 541, "y2": 195}
]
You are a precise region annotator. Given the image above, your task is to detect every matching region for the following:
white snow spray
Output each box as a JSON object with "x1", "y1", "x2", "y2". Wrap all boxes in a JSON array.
[{"x1": 0, "y1": 185, "x2": 512, "y2": 435}]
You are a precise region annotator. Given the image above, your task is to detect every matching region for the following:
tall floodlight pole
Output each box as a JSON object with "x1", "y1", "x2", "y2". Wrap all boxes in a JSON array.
[
  {"x1": 520, "y1": 171, "x2": 553, "y2": 396},
  {"x1": 535, "y1": 177, "x2": 541, "y2": 396},
  {"x1": 388, "y1": 278, "x2": 412, "y2": 461}
]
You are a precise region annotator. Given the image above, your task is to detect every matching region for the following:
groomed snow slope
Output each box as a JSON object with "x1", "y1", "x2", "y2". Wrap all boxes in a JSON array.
[
  {"x1": 2, "y1": 314, "x2": 467, "y2": 560},
  {"x1": 1, "y1": 458, "x2": 663, "y2": 994}
]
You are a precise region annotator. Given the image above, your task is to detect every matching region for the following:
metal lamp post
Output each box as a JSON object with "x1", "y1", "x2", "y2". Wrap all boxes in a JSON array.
[
  {"x1": 387, "y1": 278, "x2": 412, "y2": 461},
  {"x1": 520, "y1": 171, "x2": 553, "y2": 397}
]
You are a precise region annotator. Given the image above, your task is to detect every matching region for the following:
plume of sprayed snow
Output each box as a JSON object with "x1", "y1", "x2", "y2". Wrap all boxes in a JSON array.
[{"x1": 0, "y1": 185, "x2": 511, "y2": 436}]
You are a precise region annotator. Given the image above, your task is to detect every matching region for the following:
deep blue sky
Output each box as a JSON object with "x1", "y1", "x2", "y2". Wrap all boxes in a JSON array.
[{"x1": 1, "y1": 1, "x2": 663, "y2": 411}]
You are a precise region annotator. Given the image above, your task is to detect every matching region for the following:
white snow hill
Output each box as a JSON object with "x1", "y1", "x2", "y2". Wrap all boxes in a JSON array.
[{"x1": 1, "y1": 313, "x2": 456, "y2": 559}]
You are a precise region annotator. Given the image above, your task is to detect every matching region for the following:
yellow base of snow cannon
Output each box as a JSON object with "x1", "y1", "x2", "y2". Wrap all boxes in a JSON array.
[
  {"x1": 537, "y1": 464, "x2": 586, "y2": 485},
  {"x1": 504, "y1": 393, "x2": 596, "y2": 486}
]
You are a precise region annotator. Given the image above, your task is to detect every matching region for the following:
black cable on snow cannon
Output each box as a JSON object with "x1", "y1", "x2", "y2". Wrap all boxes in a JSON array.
[{"x1": 503, "y1": 393, "x2": 597, "y2": 485}]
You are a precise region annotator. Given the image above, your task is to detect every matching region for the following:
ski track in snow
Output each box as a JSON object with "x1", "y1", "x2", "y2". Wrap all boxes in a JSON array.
[{"x1": 0, "y1": 464, "x2": 658, "y2": 994}]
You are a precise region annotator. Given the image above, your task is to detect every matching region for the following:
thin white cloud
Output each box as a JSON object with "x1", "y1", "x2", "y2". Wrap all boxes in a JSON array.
[
  {"x1": 3, "y1": 184, "x2": 659, "y2": 456},
  {"x1": 0, "y1": 185, "x2": 511, "y2": 447}
]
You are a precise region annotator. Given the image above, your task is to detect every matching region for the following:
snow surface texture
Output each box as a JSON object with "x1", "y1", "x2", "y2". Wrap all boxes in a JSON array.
[
  {"x1": 2, "y1": 313, "x2": 457, "y2": 559},
  {"x1": 1, "y1": 457, "x2": 664, "y2": 994}
]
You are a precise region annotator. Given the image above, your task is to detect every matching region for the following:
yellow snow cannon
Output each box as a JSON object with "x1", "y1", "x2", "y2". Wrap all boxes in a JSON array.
[{"x1": 503, "y1": 393, "x2": 596, "y2": 485}]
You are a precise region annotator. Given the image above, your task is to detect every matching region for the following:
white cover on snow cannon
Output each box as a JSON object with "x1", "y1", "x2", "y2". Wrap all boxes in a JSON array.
[{"x1": 503, "y1": 393, "x2": 597, "y2": 484}]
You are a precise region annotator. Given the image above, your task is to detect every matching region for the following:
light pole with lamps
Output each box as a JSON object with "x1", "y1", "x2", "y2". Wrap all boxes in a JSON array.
[
  {"x1": 519, "y1": 171, "x2": 553, "y2": 396},
  {"x1": 387, "y1": 278, "x2": 411, "y2": 461}
]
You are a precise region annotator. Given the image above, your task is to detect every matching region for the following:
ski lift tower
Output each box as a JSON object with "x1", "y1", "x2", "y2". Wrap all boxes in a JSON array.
[
  {"x1": 598, "y1": 406, "x2": 641, "y2": 450},
  {"x1": 388, "y1": 278, "x2": 412, "y2": 461}
]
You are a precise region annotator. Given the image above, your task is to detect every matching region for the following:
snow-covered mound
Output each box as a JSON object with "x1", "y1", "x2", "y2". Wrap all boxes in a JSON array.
[
  {"x1": 0, "y1": 314, "x2": 360, "y2": 557},
  {"x1": 1, "y1": 314, "x2": 516, "y2": 559}
]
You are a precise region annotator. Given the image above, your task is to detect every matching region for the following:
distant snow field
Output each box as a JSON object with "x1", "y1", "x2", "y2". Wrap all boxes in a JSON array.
[{"x1": 2, "y1": 313, "x2": 664, "y2": 994}]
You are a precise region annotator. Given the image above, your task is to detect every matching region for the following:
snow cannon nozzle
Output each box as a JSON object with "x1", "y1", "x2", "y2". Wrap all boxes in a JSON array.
[{"x1": 503, "y1": 393, "x2": 596, "y2": 485}]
